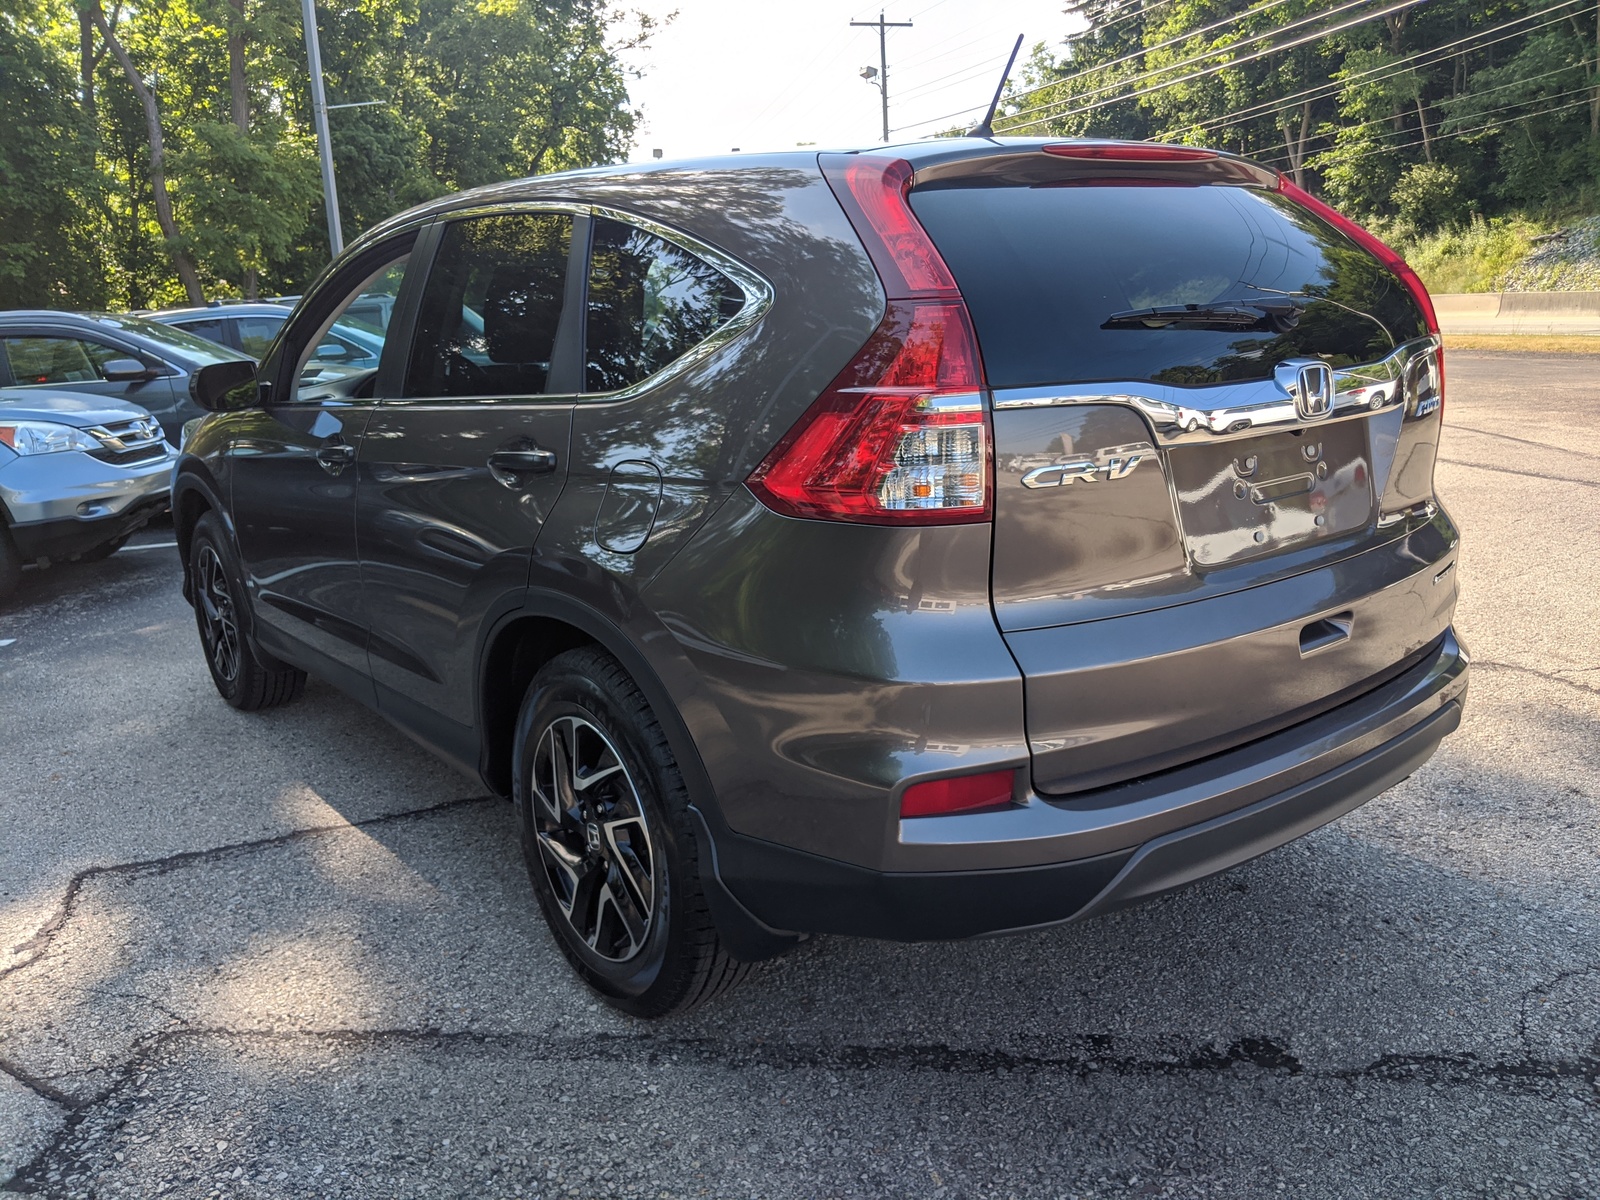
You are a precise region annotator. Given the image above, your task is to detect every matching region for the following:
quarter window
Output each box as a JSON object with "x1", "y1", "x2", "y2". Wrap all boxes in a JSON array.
[
  {"x1": 405, "y1": 213, "x2": 574, "y2": 399},
  {"x1": 2, "y1": 337, "x2": 123, "y2": 384},
  {"x1": 584, "y1": 217, "x2": 745, "y2": 393}
]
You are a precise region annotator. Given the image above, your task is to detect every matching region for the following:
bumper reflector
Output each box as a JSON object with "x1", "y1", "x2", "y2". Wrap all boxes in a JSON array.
[{"x1": 900, "y1": 769, "x2": 1016, "y2": 818}]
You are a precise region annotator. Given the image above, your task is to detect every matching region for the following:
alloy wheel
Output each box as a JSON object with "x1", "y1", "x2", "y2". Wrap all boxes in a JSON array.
[
  {"x1": 195, "y1": 544, "x2": 240, "y2": 684},
  {"x1": 531, "y1": 714, "x2": 657, "y2": 962}
]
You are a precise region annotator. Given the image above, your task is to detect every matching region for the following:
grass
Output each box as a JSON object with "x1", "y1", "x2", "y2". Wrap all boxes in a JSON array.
[
  {"x1": 1444, "y1": 334, "x2": 1600, "y2": 353},
  {"x1": 1394, "y1": 215, "x2": 1553, "y2": 294}
]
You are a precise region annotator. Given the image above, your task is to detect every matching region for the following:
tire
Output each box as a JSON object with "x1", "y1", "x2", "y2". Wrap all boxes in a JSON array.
[
  {"x1": 76, "y1": 533, "x2": 130, "y2": 563},
  {"x1": 189, "y1": 511, "x2": 306, "y2": 710},
  {"x1": 0, "y1": 523, "x2": 20, "y2": 603},
  {"x1": 514, "y1": 646, "x2": 751, "y2": 1018}
]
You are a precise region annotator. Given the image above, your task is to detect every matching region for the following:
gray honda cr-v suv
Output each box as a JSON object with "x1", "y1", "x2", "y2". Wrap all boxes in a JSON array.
[{"x1": 174, "y1": 139, "x2": 1466, "y2": 1016}]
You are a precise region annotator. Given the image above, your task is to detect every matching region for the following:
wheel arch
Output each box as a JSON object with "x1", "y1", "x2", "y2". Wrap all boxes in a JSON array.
[
  {"x1": 171, "y1": 462, "x2": 230, "y2": 606},
  {"x1": 476, "y1": 587, "x2": 800, "y2": 961}
]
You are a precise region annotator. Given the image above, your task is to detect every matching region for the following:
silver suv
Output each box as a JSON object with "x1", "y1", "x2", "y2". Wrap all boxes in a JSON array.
[{"x1": 0, "y1": 390, "x2": 174, "y2": 600}]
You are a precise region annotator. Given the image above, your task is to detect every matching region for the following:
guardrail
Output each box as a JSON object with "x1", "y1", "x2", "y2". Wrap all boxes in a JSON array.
[{"x1": 1434, "y1": 291, "x2": 1600, "y2": 335}]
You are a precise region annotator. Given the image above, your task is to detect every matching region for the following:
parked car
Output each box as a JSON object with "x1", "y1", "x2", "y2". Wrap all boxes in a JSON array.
[
  {"x1": 172, "y1": 139, "x2": 1466, "y2": 1017},
  {"x1": 0, "y1": 311, "x2": 247, "y2": 444},
  {"x1": 147, "y1": 302, "x2": 385, "y2": 372},
  {"x1": 269, "y1": 290, "x2": 397, "y2": 333},
  {"x1": 0, "y1": 389, "x2": 174, "y2": 601}
]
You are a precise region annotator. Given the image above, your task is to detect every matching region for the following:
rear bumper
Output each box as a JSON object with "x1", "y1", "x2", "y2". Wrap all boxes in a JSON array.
[{"x1": 702, "y1": 628, "x2": 1467, "y2": 944}]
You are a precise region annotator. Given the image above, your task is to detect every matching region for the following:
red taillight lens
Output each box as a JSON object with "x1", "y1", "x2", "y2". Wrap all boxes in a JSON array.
[
  {"x1": 900, "y1": 769, "x2": 1016, "y2": 819},
  {"x1": 1043, "y1": 143, "x2": 1218, "y2": 162},
  {"x1": 1276, "y1": 176, "x2": 1439, "y2": 336},
  {"x1": 748, "y1": 300, "x2": 990, "y2": 524},
  {"x1": 753, "y1": 154, "x2": 991, "y2": 524},
  {"x1": 820, "y1": 154, "x2": 959, "y2": 298}
]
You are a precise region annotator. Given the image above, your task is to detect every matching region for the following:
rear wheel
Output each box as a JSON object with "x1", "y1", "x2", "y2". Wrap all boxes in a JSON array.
[
  {"x1": 514, "y1": 647, "x2": 750, "y2": 1018},
  {"x1": 190, "y1": 511, "x2": 305, "y2": 710}
]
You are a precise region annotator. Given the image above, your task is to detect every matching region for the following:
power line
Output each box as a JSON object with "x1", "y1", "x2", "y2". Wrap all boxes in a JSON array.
[
  {"x1": 1176, "y1": 0, "x2": 1591, "y2": 139},
  {"x1": 1257, "y1": 84, "x2": 1599, "y2": 167},
  {"x1": 895, "y1": 0, "x2": 1309, "y2": 131},
  {"x1": 1301, "y1": 92, "x2": 1598, "y2": 165},
  {"x1": 997, "y1": 0, "x2": 1428, "y2": 133}
]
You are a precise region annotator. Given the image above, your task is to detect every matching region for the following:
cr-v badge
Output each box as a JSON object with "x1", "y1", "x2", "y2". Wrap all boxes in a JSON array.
[{"x1": 1021, "y1": 452, "x2": 1146, "y2": 489}]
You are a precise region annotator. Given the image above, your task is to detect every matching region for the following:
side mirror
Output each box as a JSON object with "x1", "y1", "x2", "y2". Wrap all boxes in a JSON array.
[
  {"x1": 101, "y1": 357, "x2": 152, "y2": 382},
  {"x1": 313, "y1": 341, "x2": 350, "y2": 361},
  {"x1": 190, "y1": 359, "x2": 259, "y2": 412}
]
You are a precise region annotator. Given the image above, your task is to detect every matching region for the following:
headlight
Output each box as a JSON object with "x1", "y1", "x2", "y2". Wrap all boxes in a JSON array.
[{"x1": 0, "y1": 421, "x2": 104, "y2": 456}]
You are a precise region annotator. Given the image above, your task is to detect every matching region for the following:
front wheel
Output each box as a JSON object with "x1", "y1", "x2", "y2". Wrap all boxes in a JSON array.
[
  {"x1": 514, "y1": 647, "x2": 750, "y2": 1018},
  {"x1": 189, "y1": 511, "x2": 306, "y2": 711}
]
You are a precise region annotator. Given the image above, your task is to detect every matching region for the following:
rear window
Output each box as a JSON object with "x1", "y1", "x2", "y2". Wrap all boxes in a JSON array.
[{"x1": 909, "y1": 182, "x2": 1425, "y2": 390}]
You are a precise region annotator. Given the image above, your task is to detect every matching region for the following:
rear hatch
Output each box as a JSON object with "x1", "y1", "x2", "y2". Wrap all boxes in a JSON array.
[{"x1": 908, "y1": 146, "x2": 1450, "y2": 794}]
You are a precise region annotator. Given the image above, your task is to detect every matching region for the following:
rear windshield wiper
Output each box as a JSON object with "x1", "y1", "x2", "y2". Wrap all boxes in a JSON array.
[{"x1": 1102, "y1": 300, "x2": 1303, "y2": 332}]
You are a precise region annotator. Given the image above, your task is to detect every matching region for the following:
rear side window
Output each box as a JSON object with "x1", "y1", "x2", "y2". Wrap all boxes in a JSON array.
[
  {"x1": 585, "y1": 217, "x2": 745, "y2": 393},
  {"x1": 909, "y1": 183, "x2": 1426, "y2": 389},
  {"x1": 172, "y1": 318, "x2": 229, "y2": 346},
  {"x1": 406, "y1": 213, "x2": 573, "y2": 399}
]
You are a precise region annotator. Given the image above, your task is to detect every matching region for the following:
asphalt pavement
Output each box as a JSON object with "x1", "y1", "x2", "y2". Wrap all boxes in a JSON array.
[{"x1": 1, "y1": 352, "x2": 1596, "y2": 1199}]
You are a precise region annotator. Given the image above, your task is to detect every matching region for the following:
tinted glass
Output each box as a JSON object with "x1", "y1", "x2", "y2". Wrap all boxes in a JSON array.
[
  {"x1": 585, "y1": 217, "x2": 744, "y2": 393},
  {"x1": 909, "y1": 183, "x2": 1426, "y2": 389},
  {"x1": 171, "y1": 318, "x2": 229, "y2": 346},
  {"x1": 2, "y1": 337, "x2": 119, "y2": 384},
  {"x1": 235, "y1": 316, "x2": 284, "y2": 358},
  {"x1": 406, "y1": 213, "x2": 572, "y2": 399}
]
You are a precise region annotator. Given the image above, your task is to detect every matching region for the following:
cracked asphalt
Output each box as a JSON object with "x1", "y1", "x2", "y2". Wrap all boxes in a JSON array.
[{"x1": 2, "y1": 351, "x2": 1597, "y2": 1199}]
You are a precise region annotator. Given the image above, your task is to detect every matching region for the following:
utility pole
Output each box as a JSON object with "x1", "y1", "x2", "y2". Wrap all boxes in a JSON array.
[
  {"x1": 301, "y1": 0, "x2": 343, "y2": 255},
  {"x1": 851, "y1": 11, "x2": 913, "y2": 143}
]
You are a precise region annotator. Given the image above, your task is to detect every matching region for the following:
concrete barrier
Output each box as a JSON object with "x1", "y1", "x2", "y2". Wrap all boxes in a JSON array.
[{"x1": 1434, "y1": 291, "x2": 1600, "y2": 335}]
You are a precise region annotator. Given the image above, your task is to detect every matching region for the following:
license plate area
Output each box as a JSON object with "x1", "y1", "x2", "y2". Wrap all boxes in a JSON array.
[{"x1": 1167, "y1": 419, "x2": 1375, "y2": 567}]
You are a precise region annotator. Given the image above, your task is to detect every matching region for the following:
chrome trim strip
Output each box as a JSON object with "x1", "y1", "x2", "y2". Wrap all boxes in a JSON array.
[
  {"x1": 990, "y1": 337, "x2": 1439, "y2": 445},
  {"x1": 376, "y1": 202, "x2": 775, "y2": 409}
]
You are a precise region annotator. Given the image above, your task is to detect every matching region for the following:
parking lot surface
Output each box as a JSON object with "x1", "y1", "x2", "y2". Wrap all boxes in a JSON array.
[{"x1": 1, "y1": 352, "x2": 1597, "y2": 1199}]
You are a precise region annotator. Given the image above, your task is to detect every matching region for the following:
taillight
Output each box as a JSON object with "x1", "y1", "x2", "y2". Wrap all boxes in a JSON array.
[
  {"x1": 1277, "y1": 175, "x2": 1443, "y2": 416},
  {"x1": 1043, "y1": 142, "x2": 1218, "y2": 162},
  {"x1": 900, "y1": 769, "x2": 1016, "y2": 819},
  {"x1": 747, "y1": 154, "x2": 992, "y2": 525}
]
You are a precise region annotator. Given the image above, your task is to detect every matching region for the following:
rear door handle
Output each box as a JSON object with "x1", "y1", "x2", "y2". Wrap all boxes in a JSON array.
[
  {"x1": 314, "y1": 440, "x2": 355, "y2": 472},
  {"x1": 488, "y1": 447, "x2": 558, "y2": 479}
]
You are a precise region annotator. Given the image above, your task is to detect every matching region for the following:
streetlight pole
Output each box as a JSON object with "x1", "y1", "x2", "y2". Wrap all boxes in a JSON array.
[
  {"x1": 851, "y1": 11, "x2": 913, "y2": 144},
  {"x1": 301, "y1": 0, "x2": 343, "y2": 255}
]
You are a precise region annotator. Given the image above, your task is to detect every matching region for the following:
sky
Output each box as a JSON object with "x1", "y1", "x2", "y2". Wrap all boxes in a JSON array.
[{"x1": 618, "y1": 0, "x2": 1087, "y2": 162}]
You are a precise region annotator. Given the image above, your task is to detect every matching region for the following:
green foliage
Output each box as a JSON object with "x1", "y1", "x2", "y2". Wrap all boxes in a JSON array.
[
  {"x1": 1392, "y1": 162, "x2": 1468, "y2": 229},
  {"x1": 1390, "y1": 214, "x2": 1549, "y2": 294},
  {"x1": 4, "y1": 0, "x2": 650, "y2": 307}
]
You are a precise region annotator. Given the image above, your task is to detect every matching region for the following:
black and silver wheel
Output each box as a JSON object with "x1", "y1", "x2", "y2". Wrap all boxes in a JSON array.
[
  {"x1": 514, "y1": 646, "x2": 750, "y2": 1017},
  {"x1": 530, "y1": 714, "x2": 658, "y2": 963},
  {"x1": 189, "y1": 511, "x2": 306, "y2": 710}
]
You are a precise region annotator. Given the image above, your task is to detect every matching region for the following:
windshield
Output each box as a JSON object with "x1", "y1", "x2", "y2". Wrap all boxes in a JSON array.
[{"x1": 92, "y1": 313, "x2": 248, "y2": 366}]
